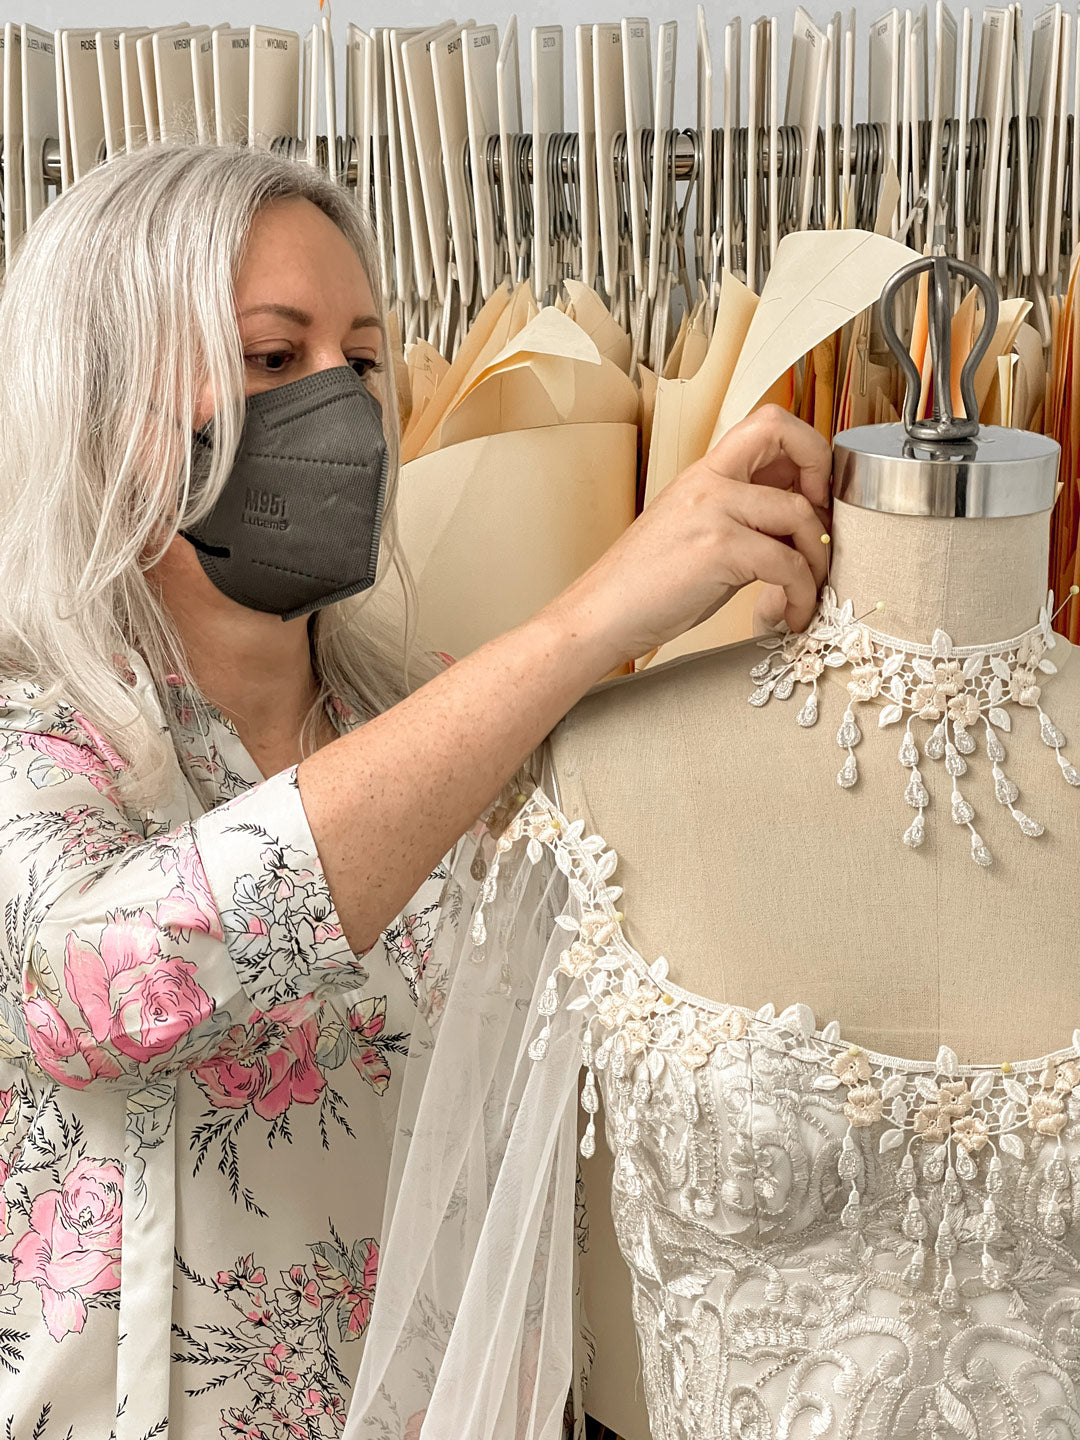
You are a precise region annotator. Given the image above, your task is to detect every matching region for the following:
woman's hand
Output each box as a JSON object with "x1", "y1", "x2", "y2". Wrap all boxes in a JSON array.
[
  {"x1": 301, "y1": 405, "x2": 832, "y2": 952},
  {"x1": 546, "y1": 406, "x2": 833, "y2": 669}
]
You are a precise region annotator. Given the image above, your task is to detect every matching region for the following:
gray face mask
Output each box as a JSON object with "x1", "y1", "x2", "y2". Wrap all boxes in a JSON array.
[{"x1": 181, "y1": 366, "x2": 390, "y2": 622}]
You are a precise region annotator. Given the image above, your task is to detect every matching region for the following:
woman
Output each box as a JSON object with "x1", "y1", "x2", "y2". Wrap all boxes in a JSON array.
[{"x1": 0, "y1": 143, "x2": 830, "y2": 1437}]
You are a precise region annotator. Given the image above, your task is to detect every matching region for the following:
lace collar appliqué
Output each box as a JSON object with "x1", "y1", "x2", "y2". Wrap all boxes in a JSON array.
[{"x1": 748, "y1": 588, "x2": 1079, "y2": 865}]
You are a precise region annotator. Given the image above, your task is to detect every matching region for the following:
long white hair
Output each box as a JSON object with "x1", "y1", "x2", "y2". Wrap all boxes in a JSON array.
[{"x1": 0, "y1": 143, "x2": 429, "y2": 807}]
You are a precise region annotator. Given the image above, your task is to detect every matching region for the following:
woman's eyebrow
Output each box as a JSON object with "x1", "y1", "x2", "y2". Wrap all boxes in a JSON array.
[
  {"x1": 239, "y1": 304, "x2": 381, "y2": 333},
  {"x1": 240, "y1": 303, "x2": 313, "y2": 325}
]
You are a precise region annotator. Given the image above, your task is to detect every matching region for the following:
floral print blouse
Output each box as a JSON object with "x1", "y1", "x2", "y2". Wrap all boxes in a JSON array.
[{"x1": 0, "y1": 656, "x2": 447, "y2": 1440}]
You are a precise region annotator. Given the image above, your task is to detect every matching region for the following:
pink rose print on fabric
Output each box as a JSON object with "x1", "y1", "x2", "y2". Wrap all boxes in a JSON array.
[
  {"x1": 11, "y1": 1156, "x2": 123, "y2": 1341},
  {"x1": 192, "y1": 1007, "x2": 324, "y2": 1121},
  {"x1": 256, "y1": 1017, "x2": 324, "y2": 1119},
  {"x1": 23, "y1": 733, "x2": 121, "y2": 801},
  {"x1": 63, "y1": 908, "x2": 214, "y2": 1066},
  {"x1": 153, "y1": 830, "x2": 225, "y2": 941},
  {"x1": 192, "y1": 1022, "x2": 270, "y2": 1111},
  {"x1": 190, "y1": 1004, "x2": 345, "y2": 1214},
  {"x1": 24, "y1": 991, "x2": 123, "y2": 1089}
]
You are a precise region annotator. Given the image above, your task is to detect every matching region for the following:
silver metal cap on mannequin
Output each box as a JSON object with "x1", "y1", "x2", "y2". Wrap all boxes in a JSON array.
[
  {"x1": 832, "y1": 423, "x2": 1059, "y2": 517},
  {"x1": 831, "y1": 253, "x2": 1060, "y2": 518}
]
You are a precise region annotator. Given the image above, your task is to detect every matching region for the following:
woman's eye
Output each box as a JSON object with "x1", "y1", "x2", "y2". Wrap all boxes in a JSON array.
[
  {"x1": 246, "y1": 351, "x2": 294, "y2": 373},
  {"x1": 349, "y1": 357, "x2": 383, "y2": 379}
]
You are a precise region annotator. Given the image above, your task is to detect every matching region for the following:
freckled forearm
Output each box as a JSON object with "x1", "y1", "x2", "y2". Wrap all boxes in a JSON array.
[{"x1": 297, "y1": 598, "x2": 616, "y2": 951}]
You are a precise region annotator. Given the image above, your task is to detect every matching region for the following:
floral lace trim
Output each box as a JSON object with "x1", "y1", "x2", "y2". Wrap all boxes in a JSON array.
[
  {"x1": 472, "y1": 789, "x2": 1080, "y2": 1304},
  {"x1": 748, "y1": 589, "x2": 1079, "y2": 865}
]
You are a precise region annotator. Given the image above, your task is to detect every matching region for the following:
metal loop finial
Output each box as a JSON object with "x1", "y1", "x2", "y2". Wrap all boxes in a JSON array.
[{"x1": 878, "y1": 255, "x2": 1000, "y2": 445}]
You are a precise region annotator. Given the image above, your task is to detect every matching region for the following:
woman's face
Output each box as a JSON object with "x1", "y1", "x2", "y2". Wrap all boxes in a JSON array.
[
  {"x1": 194, "y1": 195, "x2": 384, "y2": 428},
  {"x1": 159, "y1": 198, "x2": 385, "y2": 636}
]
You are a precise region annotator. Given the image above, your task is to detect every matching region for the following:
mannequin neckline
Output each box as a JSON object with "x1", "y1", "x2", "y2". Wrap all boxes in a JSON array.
[
  {"x1": 487, "y1": 787, "x2": 1080, "y2": 1305},
  {"x1": 778, "y1": 586, "x2": 1053, "y2": 657},
  {"x1": 493, "y1": 787, "x2": 1080, "y2": 1080},
  {"x1": 824, "y1": 498, "x2": 1054, "y2": 646}
]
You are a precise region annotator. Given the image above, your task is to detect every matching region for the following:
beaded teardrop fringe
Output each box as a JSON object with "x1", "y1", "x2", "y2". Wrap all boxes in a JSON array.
[{"x1": 749, "y1": 589, "x2": 1079, "y2": 866}]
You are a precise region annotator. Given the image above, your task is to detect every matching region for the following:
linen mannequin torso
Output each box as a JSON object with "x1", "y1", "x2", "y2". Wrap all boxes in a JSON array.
[{"x1": 554, "y1": 499, "x2": 1080, "y2": 1439}]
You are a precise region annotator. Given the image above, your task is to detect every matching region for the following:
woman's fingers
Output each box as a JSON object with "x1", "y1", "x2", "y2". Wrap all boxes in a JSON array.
[
  {"x1": 733, "y1": 529, "x2": 819, "y2": 631},
  {"x1": 703, "y1": 406, "x2": 834, "y2": 509},
  {"x1": 560, "y1": 409, "x2": 834, "y2": 666},
  {"x1": 720, "y1": 482, "x2": 830, "y2": 591},
  {"x1": 753, "y1": 583, "x2": 791, "y2": 635}
]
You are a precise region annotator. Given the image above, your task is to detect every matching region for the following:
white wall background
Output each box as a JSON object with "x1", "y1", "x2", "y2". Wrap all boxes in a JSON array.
[{"x1": 24, "y1": 0, "x2": 912, "y2": 125}]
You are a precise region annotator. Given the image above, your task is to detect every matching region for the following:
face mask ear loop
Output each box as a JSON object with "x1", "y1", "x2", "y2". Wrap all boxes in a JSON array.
[
  {"x1": 178, "y1": 530, "x2": 231, "y2": 559},
  {"x1": 180, "y1": 418, "x2": 221, "y2": 550}
]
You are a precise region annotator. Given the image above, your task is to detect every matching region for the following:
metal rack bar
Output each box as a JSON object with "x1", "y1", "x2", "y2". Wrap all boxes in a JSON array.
[{"x1": 32, "y1": 118, "x2": 1013, "y2": 190}]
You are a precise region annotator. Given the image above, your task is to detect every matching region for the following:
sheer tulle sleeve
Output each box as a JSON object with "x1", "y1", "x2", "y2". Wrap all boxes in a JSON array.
[{"x1": 345, "y1": 791, "x2": 599, "y2": 1440}]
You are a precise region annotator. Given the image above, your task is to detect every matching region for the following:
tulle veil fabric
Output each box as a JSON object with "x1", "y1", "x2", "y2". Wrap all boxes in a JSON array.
[{"x1": 344, "y1": 791, "x2": 592, "y2": 1439}]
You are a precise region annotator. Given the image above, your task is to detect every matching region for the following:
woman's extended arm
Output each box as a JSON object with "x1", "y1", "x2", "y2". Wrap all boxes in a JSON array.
[{"x1": 300, "y1": 408, "x2": 832, "y2": 951}]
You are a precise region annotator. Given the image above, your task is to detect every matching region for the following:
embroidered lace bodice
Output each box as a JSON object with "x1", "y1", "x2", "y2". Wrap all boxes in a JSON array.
[{"x1": 479, "y1": 792, "x2": 1080, "y2": 1440}]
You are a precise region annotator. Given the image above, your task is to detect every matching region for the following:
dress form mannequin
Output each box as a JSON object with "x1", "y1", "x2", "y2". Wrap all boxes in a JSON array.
[
  {"x1": 563, "y1": 499, "x2": 1080, "y2": 1437},
  {"x1": 554, "y1": 497, "x2": 1079, "y2": 1068},
  {"x1": 556, "y1": 412, "x2": 1080, "y2": 1437}
]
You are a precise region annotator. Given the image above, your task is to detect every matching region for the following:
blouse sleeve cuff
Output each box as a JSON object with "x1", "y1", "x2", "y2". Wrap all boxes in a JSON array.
[{"x1": 191, "y1": 766, "x2": 365, "y2": 1014}]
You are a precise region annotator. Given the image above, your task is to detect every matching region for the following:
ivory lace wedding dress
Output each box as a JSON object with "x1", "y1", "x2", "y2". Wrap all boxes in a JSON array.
[{"x1": 347, "y1": 599, "x2": 1080, "y2": 1440}]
